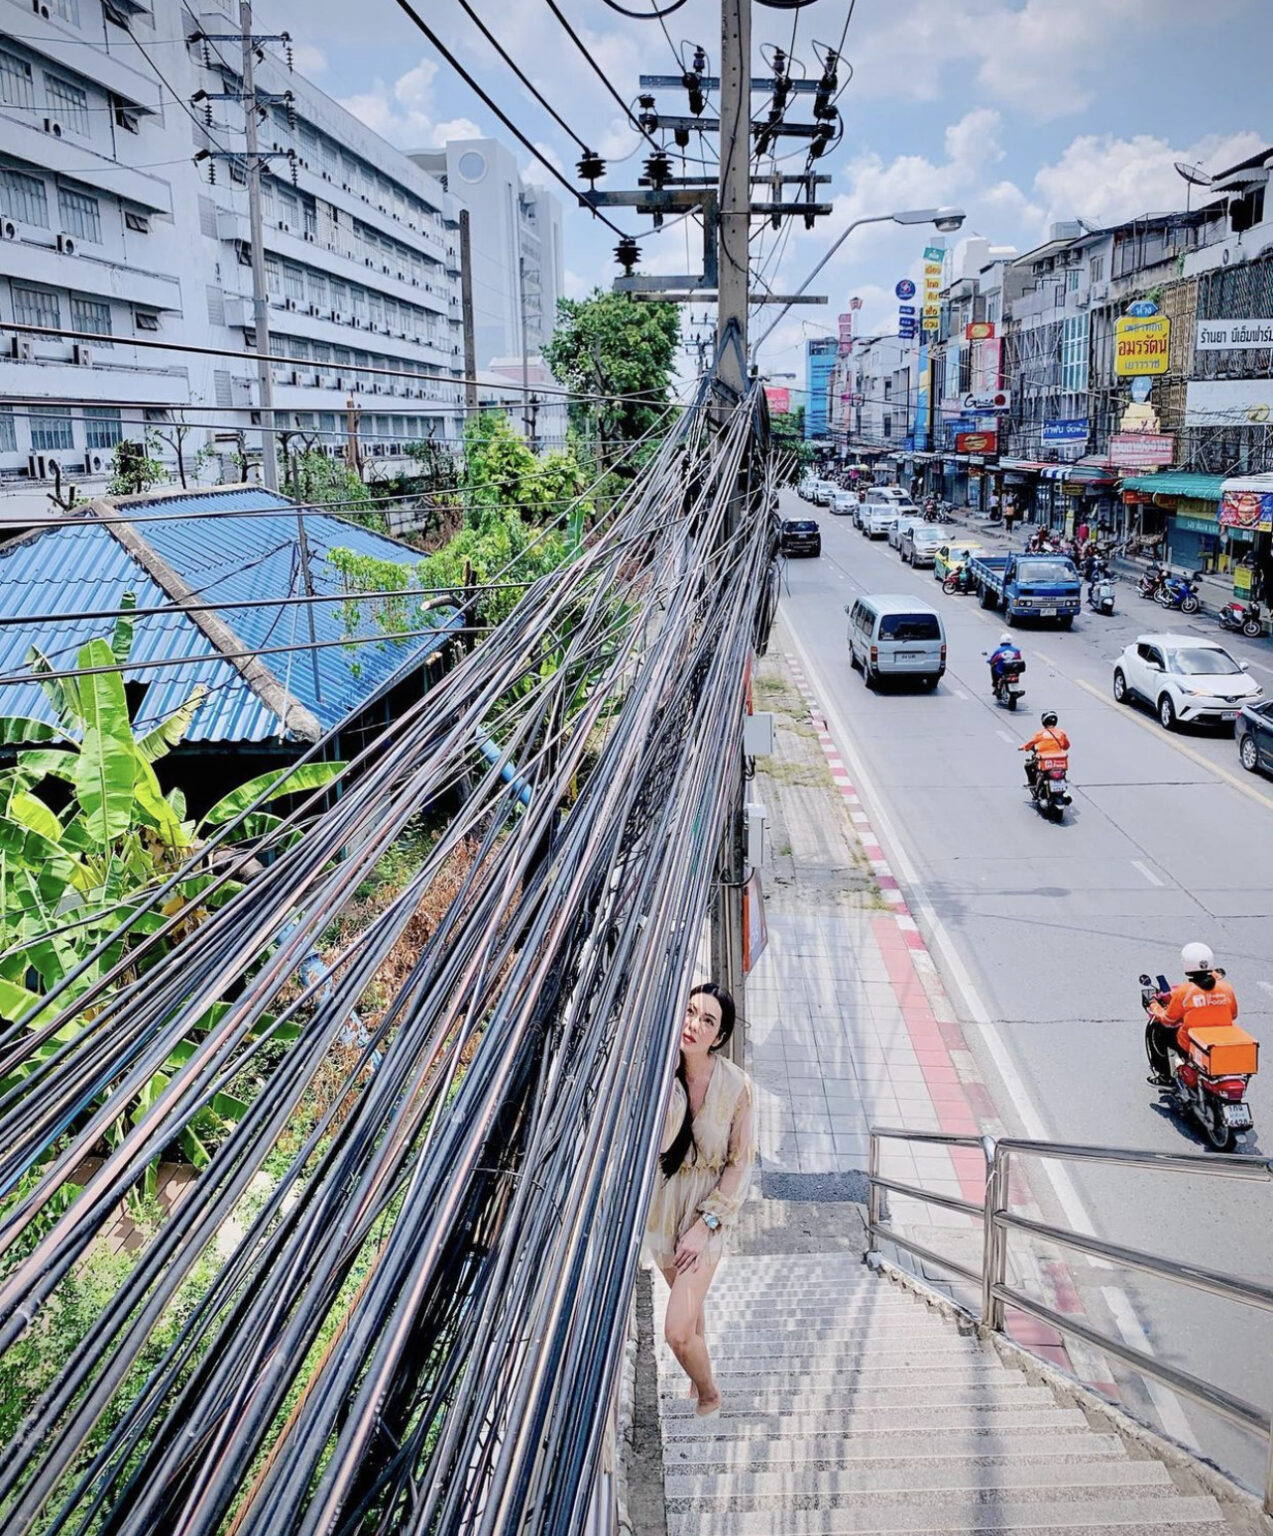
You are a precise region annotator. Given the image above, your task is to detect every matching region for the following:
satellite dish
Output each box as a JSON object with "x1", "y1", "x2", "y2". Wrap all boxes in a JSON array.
[{"x1": 1174, "y1": 161, "x2": 1213, "y2": 188}]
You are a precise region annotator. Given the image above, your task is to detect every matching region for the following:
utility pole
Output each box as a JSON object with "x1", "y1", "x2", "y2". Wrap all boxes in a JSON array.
[
  {"x1": 710, "y1": 0, "x2": 751, "y2": 1048},
  {"x1": 240, "y1": 0, "x2": 277, "y2": 493},
  {"x1": 459, "y1": 209, "x2": 479, "y2": 419},
  {"x1": 519, "y1": 250, "x2": 533, "y2": 448}
]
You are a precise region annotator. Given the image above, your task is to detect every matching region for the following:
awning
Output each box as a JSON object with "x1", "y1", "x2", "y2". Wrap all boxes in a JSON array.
[
  {"x1": 1064, "y1": 463, "x2": 1118, "y2": 486},
  {"x1": 1220, "y1": 473, "x2": 1273, "y2": 497},
  {"x1": 998, "y1": 459, "x2": 1049, "y2": 472},
  {"x1": 1122, "y1": 472, "x2": 1226, "y2": 501},
  {"x1": 1041, "y1": 466, "x2": 1069, "y2": 480}
]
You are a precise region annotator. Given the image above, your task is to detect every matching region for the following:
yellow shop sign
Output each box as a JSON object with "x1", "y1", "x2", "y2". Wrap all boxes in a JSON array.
[{"x1": 1115, "y1": 314, "x2": 1171, "y2": 376}]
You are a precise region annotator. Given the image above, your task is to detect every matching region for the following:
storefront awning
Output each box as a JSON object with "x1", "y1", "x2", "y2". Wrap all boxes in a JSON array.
[
  {"x1": 1122, "y1": 472, "x2": 1226, "y2": 501},
  {"x1": 1064, "y1": 463, "x2": 1118, "y2": 487},
  {"x1": 1220, "y1": 473, "x2": 1273, "y2": 497},
  {"x1": 998, "y1": 459, "x2": 1049, "y2": 472},
  {"x1": 1040, "y1": 466, "x2": 1069, "y2": 480}
]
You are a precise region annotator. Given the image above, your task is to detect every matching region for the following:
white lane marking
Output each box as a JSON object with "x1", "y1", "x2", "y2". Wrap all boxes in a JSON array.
[
  {"x1": 1130, "y1": 859, "x2": 1164, "y2": 888},
  {"x1": 953, "y1": 687, "x2": 969, "y2": 700},
  {"x1": 1101, "y1": 1286, "x2": 1196, "y2": 1446},
  {"x1": 1258, "y1": 980, "x2": 1273, "y2": 1000},
  {"x1": 995, "y1": 728, "x2": 1014, "y2": 744},
  {"x1": 1244, "y1": 658, "x2": 1273, "y2": 676}
]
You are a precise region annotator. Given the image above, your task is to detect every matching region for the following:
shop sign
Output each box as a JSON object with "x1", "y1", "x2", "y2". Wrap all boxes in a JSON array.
[
  {"x1": 1219, "y1": 488, "x2": 1273, "y2": 533},
  {"x1": 965, "y1": 321, "x2": 996, "y2": 341},
  {"x1": 1109, "y1": 432, "x2": 1174, "y2": 468},
  {"x1": 895, "y1": 279, "x2": 916, "y2": 300},
  {"x1": 960, "y1": 388, "x2": 1011, "y2": 412},
  {"x1": 1042, "y1": 417, "x2": 1088, "y2": 445},
  {"x1": 1195, "y1": 318, "x2": 1273, "y2": 351},
  {"x1": 764, "y1": 386, "x2": 790, "y2": 415},
  {"x1": 956, "y1": 431, "x2": 997, "y2": 454},
  {"x1": 971, "y1": 336, "x2": 1002, "y2": 391},
  {"x1": 1115, "y1": 313, "x2": 1171, "y2": 375},
  {"x1": 1185, "y1": 379, "x2": 1273, "y2": 426},
  {"x1": 1174, "y1": 511, "x2": 1223, "y2": 534},
  {"x1": 838, "y1": 311, "x2": 854, "y2": 354}
]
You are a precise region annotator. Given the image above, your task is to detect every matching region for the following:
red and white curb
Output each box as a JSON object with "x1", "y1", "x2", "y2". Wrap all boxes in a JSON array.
[{"x1": 784, "y1": 650, "x2": 1107, "y2": 1383}]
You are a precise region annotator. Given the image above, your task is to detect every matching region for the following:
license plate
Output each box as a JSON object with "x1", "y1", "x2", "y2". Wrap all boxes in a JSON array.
[
  {"x1": 1222, "y1": 1102, "x2": 1253, "y2": 1129},
  {"x1": 1041, "y1": 607, "x2": 1057, "y2": 617},
  {"x1": 1223, "y1": 711, "x2": 1239, "y2": 721},
  {"x1": 898, "y1": 651, "x2": 921, "y2": 660}
]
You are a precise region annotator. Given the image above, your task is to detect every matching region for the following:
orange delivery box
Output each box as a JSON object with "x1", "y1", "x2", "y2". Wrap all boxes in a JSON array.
[{"x1": 1187, "y1": 1025, "x2": 1259, "y2": 1078}]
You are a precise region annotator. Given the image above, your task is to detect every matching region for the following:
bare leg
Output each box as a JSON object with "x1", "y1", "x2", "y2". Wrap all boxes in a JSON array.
[{"x1": 660, "y1": 1258, "x2": 721, "y2": 1412}]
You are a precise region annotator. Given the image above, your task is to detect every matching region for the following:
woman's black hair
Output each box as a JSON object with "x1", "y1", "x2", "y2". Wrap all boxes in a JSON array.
[{"x1": 659, "y1": 983, "x2": 736, "y2": 1181}]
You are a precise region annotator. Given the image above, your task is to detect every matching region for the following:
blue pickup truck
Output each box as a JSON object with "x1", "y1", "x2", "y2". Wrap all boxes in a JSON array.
[{"x1": 967, "y1": 551, "x2": 1082, "y2": 627}]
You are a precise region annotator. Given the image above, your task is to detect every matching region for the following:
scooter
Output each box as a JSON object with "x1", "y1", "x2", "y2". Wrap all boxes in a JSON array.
[
  {"x1": 1139, "y1": 972, "x2": 1258, "y2": 1152},
  {"x1": 1156, "y1": 569, "x2": 1204, "y2": 615},
  {"x1": 985, "y1": 651, "x2": 1026, "y2": 710},
  {"x1": 1217, "y1": 597, "x2": 1263, "y2": 639},
  {"x1": 943, "y1": 563, "x2": 975, "y2": 595},
  {"x1": 1026, "y1": 750, "x2": 1070, "y2": 820},
  {"x1": 1086, "y1": 565, "x2": 1116, "y2": 616},
  {"x1": 1137, "y1": 563, "x2": 1167, "y2": 601}
]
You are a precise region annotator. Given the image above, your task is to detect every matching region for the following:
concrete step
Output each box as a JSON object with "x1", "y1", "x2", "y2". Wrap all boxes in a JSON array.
[
  {"x1": 664, "y1": 1458, "x2": 1175, "y2": 1511},
  {"x1": 656, "y1": 1318, "x2": 970, "y2": 1348},
  {"x1": 663, "y1": 1429, "x2": 1130, "y2": 1473},
  {"x1": 663, "y1": 1494, "x2": 1225, "y2": 1536},
  {"x1": 659, "y1": 1363, "x2": 1014, "y2": 1397},
  {"x1": 661, "y1": 1403, "x2": 1085, "y2": 1443},
  {"x1": 661, "y1": 1381, "x2": 1054, "y2": 1417},
  {"x1": 655, "y1": 1342, "x2": 989, "y2": 1375},
  {"x1": 655, "y1": 1306, "x2": 953, "y2": 1332}
]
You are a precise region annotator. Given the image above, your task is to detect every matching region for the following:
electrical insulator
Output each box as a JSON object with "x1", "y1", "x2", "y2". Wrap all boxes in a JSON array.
[
  {"x1": 808, "y1": 119, "x2": 836, "y2": 159},
  {"x1": 643, "y1": 151, "x2": 671, "y2": 189},
  {"x1": 692, "y1": 45, "x2": 706, "y2": 73},
  {"x1": 674, "y1": 126, "x2": 689, "y2": 148},
  {"x1": 614, "y1": 236, "x2": 640, "y2": 275},
  {"x1": 289, "y1": 148, "x2": 298, "y2": 186},
  {"x1": 637, "y1": 94, "x2": 658, "y2": 134},
  {"x1": 814, "y1": 50, "x2": 838, "y2": 119},
  {"x1": 286, "y1": 91, "x2": 296, "y2": 131},
  {"x1": 281, "y1": 32, "x2": 294, "y2": 71},
  {"x1": 576, "y1": 148, "x2": 606, "y2": 187}
]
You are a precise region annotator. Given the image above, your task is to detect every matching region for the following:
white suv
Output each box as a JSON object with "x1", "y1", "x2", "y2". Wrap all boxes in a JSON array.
[
  {"x1": 1113, "y1": 635, "x2": 1263, "y2": 731},
  {"x1": 828, "y1": 487, "x2": 860, "y2": 516}
]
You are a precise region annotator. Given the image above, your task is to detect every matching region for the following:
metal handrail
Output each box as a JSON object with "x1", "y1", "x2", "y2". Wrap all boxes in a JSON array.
[{"x1": 866, "y1": 1127, "x2": 1273, "y2": 1515}]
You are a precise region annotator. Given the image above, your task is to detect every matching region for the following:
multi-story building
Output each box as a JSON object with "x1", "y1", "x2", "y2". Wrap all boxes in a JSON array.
[
  {"x1": 848, "y1": 337, "x2": 911, "y2": 450},
  {"x1": 411, "y1": 138, "x2": 564, "y2": 373},
  {"x1": 803, "y1": 336, "x2": 837, "y2": 441},
  {"x1": 0, "y1": 0, "x2": 467, "y2": 523}
]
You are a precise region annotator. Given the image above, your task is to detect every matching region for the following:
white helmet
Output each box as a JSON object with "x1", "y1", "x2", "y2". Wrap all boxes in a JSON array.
[
  {"x1": 1181, "y1": 942, "x2": 1214, "y2": 975},
  {"x1": 999, "y1": 633, "x2": 1012, "y2": 645}
]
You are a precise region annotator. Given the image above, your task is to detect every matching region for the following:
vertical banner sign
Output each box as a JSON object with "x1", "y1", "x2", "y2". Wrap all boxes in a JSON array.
[
  {"x1": 922, "y1": 244, "x2": 944, "y2": 334},
  {"x1": 838, "y1": 310, "x2": 854, "y2": 355},
  {"x1": 895, "y1": 278, "x2": 917, "y2": 340}
]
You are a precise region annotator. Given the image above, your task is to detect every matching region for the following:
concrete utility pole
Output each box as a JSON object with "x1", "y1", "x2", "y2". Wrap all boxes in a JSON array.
[
  {"x1": 459, "y1": 208, "x2": 478, "y2": 418},
  {"x1": 710, "y1": 0, "x2": 752, "y2": 1048},
  {"x1": 519, "y1": 251, "x2": 533, "y2": 448},
  {"x1": 240, "y1": 0, "x2": 277, "y2": 492}
]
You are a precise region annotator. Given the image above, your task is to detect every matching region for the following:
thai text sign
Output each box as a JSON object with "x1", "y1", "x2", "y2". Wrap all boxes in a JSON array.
[
  {"x1": 1115, "y1": 313, "x2": 1171, "y2": 376},
  {"x1": 1219, "y1": 489, "x2": 1273, "y2": 534},
  {"x1": 1109, "y1": 432, "x2": 1174, "y2": 468},
  {"x1": 1185, "y1": 379, "x2": 1273, "y2": 426},
  {"x1": 764, "y1": 386, "x2": 791, "y2": 415},
  {"x1": 1195, "y1": 318, "x2": 1273, "y2": 351},
  {"x1": 1043, "y1": 417, "x2": 1088, "y2": 445},
  {"x1": 965, "y1": 321, "x2": 995, "y2": 341},
  {"x1": 955, "y1": 431, "x2": 997, "y2": 454},
  {"x1": 838, "y1": 311, "x2": 854, "y2": 354}
]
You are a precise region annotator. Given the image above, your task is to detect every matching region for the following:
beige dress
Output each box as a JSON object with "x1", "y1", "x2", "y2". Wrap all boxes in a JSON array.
[{"x1": 645, "y1": 1054, "x2": 756, "y2": 1269}]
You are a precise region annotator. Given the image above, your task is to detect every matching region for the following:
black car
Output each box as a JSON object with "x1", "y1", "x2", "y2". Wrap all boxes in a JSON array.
[
  {"x1": 1238, "y1": 700, "x2": 1273, "y2": 775},
  {"x1": 780, "y1": 517, "x2": 821, "y2": 558}
]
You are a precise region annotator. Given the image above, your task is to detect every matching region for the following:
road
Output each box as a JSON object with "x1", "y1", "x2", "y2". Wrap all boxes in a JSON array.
[{"x1": 777, "y1": 489, "x2": 1273, "y2": 1489}]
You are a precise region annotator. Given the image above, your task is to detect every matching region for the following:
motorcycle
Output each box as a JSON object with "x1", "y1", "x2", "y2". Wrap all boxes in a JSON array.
[
  {"x1": 1026, "y1": 749, "x2": 1071, "y2": 820},
  {"x1": 1217, "y1": 597, "x2": 1263, "y2": 639},
  {"x1": 1139, "y1": 972, "x2": 1258, "y2": 1152},
  {"x1": 923, "y1": 498, "x2": 954, "y2": 524},
  {"x1": 1155, "y1": 569, "x2": 1204, "y2": 615},
  {"x1": 988, "y1": 654, "x2": 1026, "y2": 710},
  {"x1": 943, "y1": 563, "x2": 975, "y2": 595},
  {"x1": 1137, "y1": 563, "x2": 1168, "y2": 602},
  {"x1": 1086, "y1": 565, "x2": 1116, "y2": 616}
]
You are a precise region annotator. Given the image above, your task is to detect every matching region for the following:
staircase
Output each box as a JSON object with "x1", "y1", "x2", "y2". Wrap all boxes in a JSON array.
[{"x1": 654, "y1": 1253, "x2": 1233, "y2": 1536}]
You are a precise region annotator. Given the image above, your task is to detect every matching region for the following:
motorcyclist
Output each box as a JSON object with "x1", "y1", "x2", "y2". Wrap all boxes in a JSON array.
[
  {"x1": 1146, "y1": 942, "x2": 1239, "y2": 1086},
  {"x1": 1019, "y1": 710, "x2": 1069, "y2": 790},
  {"x1": 988, "y1": 633, "x2": 1023, "y2": 689}
]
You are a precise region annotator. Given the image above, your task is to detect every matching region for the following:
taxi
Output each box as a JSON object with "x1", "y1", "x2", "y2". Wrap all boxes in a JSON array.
[{"x1": 933, "y1": 540, "x2": 983, "y2": 583}]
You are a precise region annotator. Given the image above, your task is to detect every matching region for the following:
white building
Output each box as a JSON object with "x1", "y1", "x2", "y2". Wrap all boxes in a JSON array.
[
  {"x1": 411, "y1": 139, "x2": 565, "y2": 371},
  {"x1": 0, "y1": 0, "x2": 466, "y2": 523}
]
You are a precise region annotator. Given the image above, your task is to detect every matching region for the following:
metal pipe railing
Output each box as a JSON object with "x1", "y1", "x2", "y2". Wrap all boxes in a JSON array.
[{"x1": 866, "y1": 1127, "x2": 1273, "y2": 1515}]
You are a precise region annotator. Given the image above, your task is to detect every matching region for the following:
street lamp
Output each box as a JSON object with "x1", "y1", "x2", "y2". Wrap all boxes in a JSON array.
[{"x1": 750, "y1": 205, "x2": 967, "y2": 360}]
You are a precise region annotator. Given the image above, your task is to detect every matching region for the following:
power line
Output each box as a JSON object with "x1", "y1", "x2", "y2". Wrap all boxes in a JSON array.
[{"x1": 541, "y1": 0, "x2": 661, "y2": 150}]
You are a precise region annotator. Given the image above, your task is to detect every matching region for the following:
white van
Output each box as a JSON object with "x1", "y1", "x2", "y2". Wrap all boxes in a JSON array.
[{"x1": 845, "y1": 594, "x2": 947, "y2": 690}]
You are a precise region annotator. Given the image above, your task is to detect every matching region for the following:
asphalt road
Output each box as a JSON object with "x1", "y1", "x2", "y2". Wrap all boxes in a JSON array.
[{"x1": 776, "y1": 489, "x2": 1273, "y2": 1490}]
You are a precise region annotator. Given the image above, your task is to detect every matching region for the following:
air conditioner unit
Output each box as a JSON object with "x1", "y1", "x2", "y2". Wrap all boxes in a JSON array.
[
  {"x1": 410, "y1": 277, "x2": 419, "y2": 287},
  {"x1": 85, "y1": 451, "x2": 109, "y2": 474},
  {"x1": 10, "y1": 336, "x2": 35, "y2": 362},
  {"x1": 329, "y1": 308, "x2": 341, "y2": 321},
  {"x1": 364, "y1": 256, "x2": 374, "y2": 267},
  {"x1": 32, "y1": 1, "x2": 51, "y2": 17},
  {"x1": 56, "y1": 233, "x2": 75, "y2": 255},
  {"x1": 321, "y1": 171, "x2": 331, "y2": 181},
  {"x1": 302, "y1": 230, "x2": 315, "y2": 242},
  {"x1": 289, "y1": 370, "x2": 300, "y2": 385},
  {"x1": 278, "y1": 221, "x2": 290, "y2": 233},
  {"x1": 381, "y1": 263, "x2": 391, "y2": 274},
  {"x1": 308, "y1": 303, "x2": 320, "y2": 315},
  {"x1": 27, "y1": 453, "x2": 57, "y2": 479},
  {"x1": 1, "y1": 220, "x2": 16, "y2": 240},
  {"x1": 372, "y1": 443, "x2": 385, "y2": 456},
  {"x1": 72, "y1": 342, "x2": 92, "y2": 366},
  {"x1": 1089, "y1": 282, "x2": 1110, "y2": 302},
  {"x1": 284, "y1": 297, "x2": 297, "y2": 310},
  {"x1": 334, "y1": 374, "x2": 345, "y2": 389},
  {"x1": 350, "y1": 316, "x2": 361, "y2": 328}
]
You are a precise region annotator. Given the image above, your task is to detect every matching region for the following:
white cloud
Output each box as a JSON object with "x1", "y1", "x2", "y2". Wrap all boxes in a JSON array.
[
  {"x1": 290, "y1": 42, "x2": 328, "y2": 79},
  {"x1": 337, "y1": 58, "x2": 482, "y2": 149}
]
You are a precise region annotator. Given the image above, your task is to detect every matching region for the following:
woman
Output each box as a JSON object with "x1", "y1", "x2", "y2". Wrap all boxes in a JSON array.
[{"x1": 646, "y1": 983, "x2": 754, "y2": 1418}]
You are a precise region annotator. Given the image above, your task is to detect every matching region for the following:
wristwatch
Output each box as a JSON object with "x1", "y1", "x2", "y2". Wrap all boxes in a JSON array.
[{"x1": 699, "y1": 1210, "x2": 722, "y2": 1234}]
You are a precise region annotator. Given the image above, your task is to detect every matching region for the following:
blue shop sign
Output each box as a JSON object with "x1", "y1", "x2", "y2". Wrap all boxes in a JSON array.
[
  {"x1": 1042, "y1": 417, "x2": 1088, "y2": 444},
  {"x1": 895, "y1": 278, "x2": 917, "y2": 300}
]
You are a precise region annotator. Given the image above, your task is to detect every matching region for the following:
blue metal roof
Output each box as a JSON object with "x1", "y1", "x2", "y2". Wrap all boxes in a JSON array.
[{"x1": 0, "y1": 488, "x2": 459, "y2": 745}]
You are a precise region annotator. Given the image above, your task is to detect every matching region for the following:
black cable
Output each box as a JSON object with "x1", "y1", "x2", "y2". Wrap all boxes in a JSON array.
[
  {"x1": 542, "y1": 0, "x2": 660, "y2": 149},
  {"x1": 600, "y1": 0, "x2": 689, "y2": 17}
]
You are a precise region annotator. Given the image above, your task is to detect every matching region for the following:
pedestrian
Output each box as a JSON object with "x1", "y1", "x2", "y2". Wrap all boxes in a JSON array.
[
  {"x1": 646, "y1": 982, "x2": 755, "y2": 1418},
  {"x1": 1003, "y1": 496, "x2": 1017, "y2": 537},
  {"x1": 1077, "y1": 520, "x2": 1089, "y2": 548}
]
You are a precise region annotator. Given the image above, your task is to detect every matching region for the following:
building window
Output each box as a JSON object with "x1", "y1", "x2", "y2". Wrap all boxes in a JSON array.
[
  {"x1": 0, "y1": 51, "x2": 35, "y2": 110},
  {"x1": 13, "y1": 283, "x2": 60, "y2": 332},
  {"x1": 1067, "y1": 269, "x2": 1080, "y2": 293},
  {"x1": 29, "y1": 409, "x2": 74, "y2": 451},
  {"x1": 0, "y1": 406, "x2": 15, "y2": 452},
  {"x1": 50, "y1": 0, "x2": 82, "y2": 22},
  {"x1": 134, "y1": 309, "x2": 159, "y2": 331},
  {"x1": 43, "y1": 75, "x2": 90, "y2": 136},
  {"x1": 83, "y1": 405, "x2": 122, "y2": 448},
  {"x1": 282, "y1": 264, "x2": 304, "y2": 302},
  {"x1": 0, "y1": 168, "x2": 48, "y2": 227},
  {"x1": 70, "y1": 294, "x2": 111, "y2": 344},
  {"x1": 1089, "y1": 255, "x2": 1104, "y2": 284},
  {"x1": 1061, "y1": 313, "x2": 1089, "y2": 394},
  {"x1": 57, "y1": 186, "x2": 100, "y2": 242}
]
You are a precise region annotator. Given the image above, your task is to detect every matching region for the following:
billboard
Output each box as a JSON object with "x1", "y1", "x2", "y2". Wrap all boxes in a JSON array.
[
  {"x1": 838, "y1": 311, "x2": 854, "y2": 355},
  {"x1": 1185, "y1": 379, "x2": 1273, "y2": 427},
  {"x1": 1219, "y1": 489, "x2": 1273, "y2": 533},
  {"x1": 1109, "y1": 432, "x2": 1174, "y2": 468},
  {"x1": 1195, "y1": 319, "x2": 1273, "y2": 351},
  {"x1": 764, "y1": 386, "x2": 791, "y2": 415},
  {"x1": 955, "y1": 431, "x2": 997, "y2": 455},
  {"x1": 1114, "y1": 313, "x2": 1171, "y2": 376},
  {"x1": 1043, "y1": 417, "x2": 1088, "y2": 445},
  {"x1": 921, "y1": 244, "x2": 944, "y2": 331}
]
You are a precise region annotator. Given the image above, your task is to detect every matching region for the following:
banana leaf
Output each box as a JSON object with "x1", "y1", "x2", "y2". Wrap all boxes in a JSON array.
[{"x1": 201, "y1": 761, "x2": 346, "y2": 828}]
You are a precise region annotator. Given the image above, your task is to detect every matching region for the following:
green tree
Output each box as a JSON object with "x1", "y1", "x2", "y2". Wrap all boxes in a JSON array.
[
  {"x1": 108, "y1": 438, "x2": 166, "y2": 498},
  {"x1": 543, "y1": 289, "x2": 679, "y2": 466}
]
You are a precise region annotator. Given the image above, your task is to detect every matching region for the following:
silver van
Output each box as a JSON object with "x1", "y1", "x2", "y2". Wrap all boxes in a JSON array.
[{"x1": 846, "y1": 594, "x2": 946, "y2": 689}]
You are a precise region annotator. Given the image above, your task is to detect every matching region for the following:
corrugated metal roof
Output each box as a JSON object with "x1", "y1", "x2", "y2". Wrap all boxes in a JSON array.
[
  {"x1": 0, "y1": 489, "x2": 459, "y2": 745},
  {"x1": 1122, "y1": 473, "x2": 1226, "y2": 502}
]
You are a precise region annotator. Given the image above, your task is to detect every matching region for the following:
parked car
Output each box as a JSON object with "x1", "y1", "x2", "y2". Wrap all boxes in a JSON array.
[
  {"x1": 1238, "y1": 700, "x2": 1273, "y2": 774},
  {"x1": 845, "y1": 594, "x2": 946, "y2": 690},
  {"x1": 812, "y1": 479, "x2": 836, "y2": 505},
  {"x1": 828, "y1": 487, "x2": 860, "y2": 517},
  {"x1": 888, "y1": 512, "x2": 925, "y2": 551},
  {"x1": 797, "y1": 474, "x2": 818, "y2": 501},
  {"x1": 1112, "y1": 635, "x2": 1263, "y2": 732},
  {"x1": 780, "y1": 517, "x2": 822, "y2": 557},
  {"x1": 900, "y1": 523, "x2": 945, "y2": 567},
  {"x1": 863, "y1": 504, "x2": 900, "y2": 539},
  {"x1": 933, "y1": 541, "x2": 983, "y2": 582}
]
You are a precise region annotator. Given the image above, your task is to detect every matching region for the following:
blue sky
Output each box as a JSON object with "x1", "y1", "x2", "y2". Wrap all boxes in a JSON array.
[{"x1": 276, "y1": 0, "x2": 1269, "y2": 379}]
